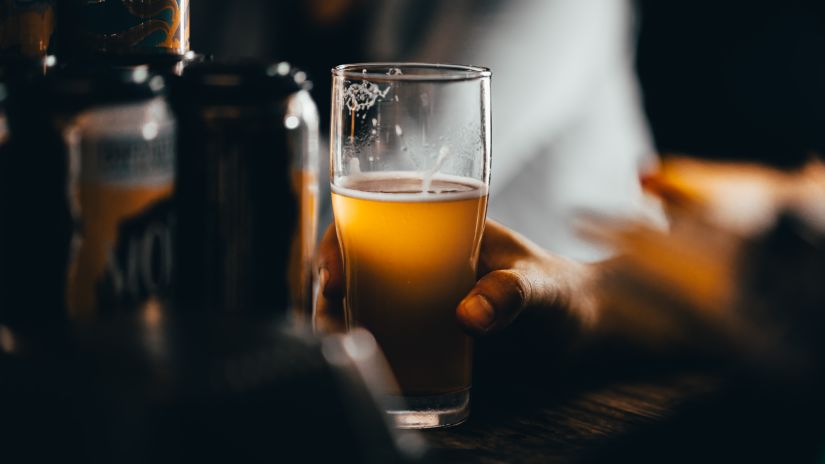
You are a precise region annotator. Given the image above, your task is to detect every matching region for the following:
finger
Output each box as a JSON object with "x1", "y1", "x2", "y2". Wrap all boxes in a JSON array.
[
  {"x1": 316, "y1": 224, "x2": 344, "y2": 299},
  {"x1": 457, "y1": 269, "x2": 542, "y2": 335},
  {"x1": 478, "y1": 219, "x2": 546, "y2": 274},
  {"x1": 313, "y1": 267, "x2": 347, "y2": 334}
]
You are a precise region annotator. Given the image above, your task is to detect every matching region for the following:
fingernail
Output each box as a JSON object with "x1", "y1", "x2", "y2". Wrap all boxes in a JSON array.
[{"x1": 463, "y1": 295, "x2": 495, "y2": 331}]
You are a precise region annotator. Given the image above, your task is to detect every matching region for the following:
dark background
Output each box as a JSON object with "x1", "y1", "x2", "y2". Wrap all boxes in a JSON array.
[{"x1": 637, "y1": 0, "x2": 825, "y2": 168}]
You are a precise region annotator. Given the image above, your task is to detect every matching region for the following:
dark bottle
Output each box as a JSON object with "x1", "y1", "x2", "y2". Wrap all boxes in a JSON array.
[
  {"x1": 57, "y1": 0, "x2": 189, "y2": 59},
  {"x1": 0, "y1": 61, "x2": 74, "y2": 328},
  {"x1": 56, "y1": 0, "x2": 199, "y2": 78},
  {"x1": 0, "y1": 65, "x2": 176, "y2": 326},
  {"x1": 64, "y1": 67, "x2": 177, "y2": 319},
  {"x1": 170, "y1": 62, "x2": 319, "y2": 322},
  {"x1": 0, "y1": 0, "x2": 56, "y2": 60}
]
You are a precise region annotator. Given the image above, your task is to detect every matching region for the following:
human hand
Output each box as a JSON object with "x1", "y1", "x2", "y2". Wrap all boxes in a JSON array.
[{"x1": 314, "y1": 219, "x2": 601, "y2": 338}]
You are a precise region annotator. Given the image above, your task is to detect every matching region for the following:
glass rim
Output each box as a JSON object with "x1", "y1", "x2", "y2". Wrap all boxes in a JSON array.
[{"x1": 332, "y1": 62, "x2": 491, "y2": 82}]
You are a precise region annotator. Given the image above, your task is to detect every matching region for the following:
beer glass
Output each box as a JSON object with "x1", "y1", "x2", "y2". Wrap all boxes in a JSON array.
[{"x1": 330, "y1": 63, "x2": 491, "y2": 428}]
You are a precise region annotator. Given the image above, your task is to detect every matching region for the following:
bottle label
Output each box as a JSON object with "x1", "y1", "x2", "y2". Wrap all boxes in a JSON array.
[
  {"x1": 66, "y1": 120, "x2": 175, "y2": 319},
  {"x1": 71, "y1": 0, "x2": 190, "y2": 55}
]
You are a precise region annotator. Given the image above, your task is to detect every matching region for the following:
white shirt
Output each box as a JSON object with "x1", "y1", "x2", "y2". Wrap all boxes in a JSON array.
[{"x1": 369, "y1": 0, "x2": 661, "y2": 261}]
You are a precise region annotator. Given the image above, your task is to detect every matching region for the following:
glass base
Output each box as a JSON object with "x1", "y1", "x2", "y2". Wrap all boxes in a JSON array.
[{"x1": 386, "y1": 389, "x2": 470, "y2": 429}]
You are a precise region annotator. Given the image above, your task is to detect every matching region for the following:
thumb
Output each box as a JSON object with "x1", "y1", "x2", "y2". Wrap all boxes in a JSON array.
[{"x1": 457, "y1": 269, "x2": 545, "y2": 335}]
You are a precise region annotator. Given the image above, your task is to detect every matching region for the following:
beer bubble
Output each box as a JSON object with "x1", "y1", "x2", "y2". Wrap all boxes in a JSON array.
[
  {"x1": 371, "y1": 118, "x2": 378, "y2": 127},
  {"x1": 395, "y1": 125, "x2": 403, "y2": 136},
  {"x1": 333, "y1": 172, "x2": 487, "y2": 201}
]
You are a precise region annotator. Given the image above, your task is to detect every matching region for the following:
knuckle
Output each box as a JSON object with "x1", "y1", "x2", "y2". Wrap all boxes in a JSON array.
[{"x1": 489, "y1": 269, "x2": 533, "y2": 310}]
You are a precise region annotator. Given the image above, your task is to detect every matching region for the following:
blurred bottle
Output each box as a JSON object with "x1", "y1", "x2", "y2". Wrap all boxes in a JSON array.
[
  {"x1": 0, "y1": 0, "x2": 56, "y2": 60},
  {"x1": 0, "y1": 65, "x2": 176, "y2": 325},
  {"x1": 170, "y1": 62, "x2": 319, "y2": 323},
  {"x1": 56, "y1": 0, "x2": 199, "y2": 77},
  {"x1": 58, "y1": 0, "x2": 189, "y2": 59},
  {"x1": 0, "y1": 314, "x2": 432, "y2": 463},
  {"x1": 0, "y1": 60, "x2": 74, "y2": 328},
  {"x1": 65, "y1": 67, "x2": 176, "y2": 319}
]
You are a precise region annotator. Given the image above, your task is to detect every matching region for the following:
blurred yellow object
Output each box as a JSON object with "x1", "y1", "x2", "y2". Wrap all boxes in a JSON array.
[
  {"x1": 643, "y1": 155, "x2": 825, "y2": 236},
  {"x1": 581, "y1": 207, "x2": 740, "y2": 352},
  {"x1": 582, "y1": 155, "x2": 825, "y2": 355}
]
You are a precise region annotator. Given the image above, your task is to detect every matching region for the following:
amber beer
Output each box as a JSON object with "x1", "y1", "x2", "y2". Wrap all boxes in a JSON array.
[{"x1": 332, "y1": 173, "x2": 487, "y2": 396}]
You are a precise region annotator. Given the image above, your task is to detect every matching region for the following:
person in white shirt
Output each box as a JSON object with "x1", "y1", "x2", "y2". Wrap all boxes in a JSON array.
[{"x1": 366, "y1": 0, "x2": 662, "y2": 261}]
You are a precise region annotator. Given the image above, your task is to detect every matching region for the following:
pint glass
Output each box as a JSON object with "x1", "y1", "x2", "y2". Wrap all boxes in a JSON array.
[{"x1": 330, "y1": 63, "x2": 491, "y2": 428}]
